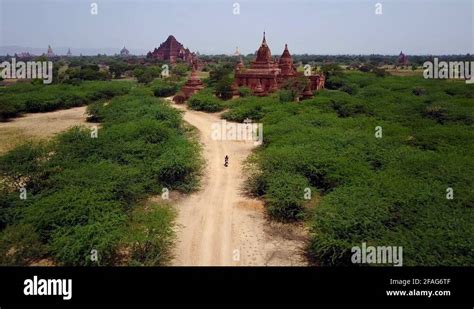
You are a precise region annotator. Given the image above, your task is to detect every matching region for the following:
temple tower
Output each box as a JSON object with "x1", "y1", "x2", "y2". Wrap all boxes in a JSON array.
[{"x1": 279, "y1": 44, "x2": 296, "y2": 77}]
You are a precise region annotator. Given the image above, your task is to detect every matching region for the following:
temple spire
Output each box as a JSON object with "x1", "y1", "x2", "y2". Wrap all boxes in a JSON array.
[{"x1": 262, "y1": 31, "x2": 266, "y2": 44}]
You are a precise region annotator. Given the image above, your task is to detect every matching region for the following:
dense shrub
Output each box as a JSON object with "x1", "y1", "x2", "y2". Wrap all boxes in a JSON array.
[
  {"x1": 225, "y1": 71, "x2": 474, "y2": 266},
  {"x1": 325, "y1": 76, "x2": 347, "y2": 90},
  {"x1": 321, "y1": 63, "x2": 343, "y2": 78},
  {"x1": 238, "y1": 87, "x2": 252, "y2": 97},
  {"x1": 279, "y1": 89, "x2": 296, "y2": 102},
  {"x1": 222, "y1": 96, "x2": 277, "y2": 122},
  {"x1": 215, "y1": 76, "x2": 234, "y2": 100},
  {"x1": 340, "y1": 83, "x2": 359, "y2": 95},
  {"x1": 134, "y1": 66, "x2": 162, "y2": 84},
  {"x1": 0, "y1": 93, "x2": 202, "y2": 265},
  {"x1": 208, "y1": 65, "x2": 233, "y2": 86},
  {"x1": 125, "y1": 204, "x2": 175, "y2": 266},
  {"x1": 373, "y1": 68, "x2": 390, "y2": 77},
  {"x1": 412, "y1": 87, "x2": 426, "y2": 96},
  {"x1": 266, "y1": 172, "x2": 308, "y2": 221},
  {"x1": 153, "y1": 81, "x2": 179, "y2": 97},
  {"x1": 66, "y1": 65, "x2": 111, "y2": 81},
  {"x1": 0, "y1": 224, "x2": 46, "y2": 265},
  {"x1": 0, "y1": 142, "x2": 49, "y2": 191},
  {"x1": 0, "y1": 81, "x2": 131, "y2": 121},
  {"x1": 188, "y1": 89, "x2": 225, "y2": 112}
]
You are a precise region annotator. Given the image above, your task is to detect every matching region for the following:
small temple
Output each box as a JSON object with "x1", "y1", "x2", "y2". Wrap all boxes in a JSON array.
[
  {"x1": 233, "y1": 33, "x2": 325, "y2": 98},
  {"x1": 179, "y1": 67, "x2": 205, "y2": 100},
  {"x1": 398, "y1": 51, "x2": 408, "y2": 66},
  {"x1": 66, "y1": 48, "x2": 72, "y2": 57}
]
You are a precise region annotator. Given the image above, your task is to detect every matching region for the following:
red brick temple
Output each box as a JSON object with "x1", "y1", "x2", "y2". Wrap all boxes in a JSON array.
[
  {"x1": 147, "y1": 35, "x2": 197, "y2": 65},
  {"x1": 180, "y1": 68, "x2": 204, "y2": 99},
  {"x1": 234, "y1": 33, "x2": 325, "y2": 98}
]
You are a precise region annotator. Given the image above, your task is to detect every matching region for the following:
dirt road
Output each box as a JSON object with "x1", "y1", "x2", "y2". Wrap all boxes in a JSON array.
[{"x1": 168, "y1": 99, "x2": 307, "y2": 266}]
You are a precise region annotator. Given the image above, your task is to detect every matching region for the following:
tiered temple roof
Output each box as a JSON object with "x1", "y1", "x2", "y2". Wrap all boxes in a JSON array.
[
  {"x1": 180, "y1": 68, "x2": 204, "y2": 98},
  {"x1": 234, "y1": 33, "x2": 325, "y2": 98},
  {"x1": 147, "y1": 35, "x2": 196, "y2": 65}
]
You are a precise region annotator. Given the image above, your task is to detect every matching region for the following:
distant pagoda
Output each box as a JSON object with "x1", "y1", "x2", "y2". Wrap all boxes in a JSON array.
[
  {"x1": 46, "y1": 45, "x2": 55, "y2": 58},
  {"x1": 234, "y1": 46, "x2": 240, "y2": 56},
  {"x1": 66, "y1": 48, "x2": 72, "y2": 57},
  {"x1": 120, "y1": 46, "x2": 130, "y2": 57},
  {"x1": 398, "y1": 51, "x2": 408, "y2": 66}
]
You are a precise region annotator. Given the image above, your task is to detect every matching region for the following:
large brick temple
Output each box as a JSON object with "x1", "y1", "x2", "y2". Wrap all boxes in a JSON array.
[
  {"x1": 234, "y1": 33, "x2": 325, "y2": 98},
  {"x1": 147, "y1": 35, "x2": 197, "y2": 65}
]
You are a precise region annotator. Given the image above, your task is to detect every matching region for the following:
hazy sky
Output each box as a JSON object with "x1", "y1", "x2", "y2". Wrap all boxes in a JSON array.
[{"x1": 0, "y1": 0, "x2": 472, "y2": 55}]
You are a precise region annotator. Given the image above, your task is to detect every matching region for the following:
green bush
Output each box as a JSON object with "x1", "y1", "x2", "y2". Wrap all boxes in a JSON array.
[
  {"x1": 0, "y1": 142, "x2": 49, "y2": 191},
  {"x1": 238, "y1": 87, "x2": 252, "y2": 97},
  {"x1": 188, "y1": 89, "x2": 225, "y2": 112},
  {"x1": 373, "y1": 68, "x2": 390, "y2": 77},
  {"x1": 153, "y1": 81, "x2": 179, "y2": 97},
  {"x1": 279, "y1": 89, "x2": 296, "y2": 102},
  {"x1": 266, "y1": 172, "x2": 308, "y2": 221},
  {"x1": 125, "y1": 204, "x2": 175, "y2": 266},
  {"x1": 215, "y1": 76, "x2": 234, "y2": 100},
  {"x1": 0, "y1": 81, "x2": 131, "y2": 121},
  {"x1": 0, "y1": 224, "x2": 46, "y2": 265},
  {"x1": 0, "y1": 93, "x2": 202, "y2": 265},
  {"x1": 49, "y1": 216, "x2": 125, "y2": 266},
  {"x1": 224, "y1": 70, "x2": 474, "y2": 266}
]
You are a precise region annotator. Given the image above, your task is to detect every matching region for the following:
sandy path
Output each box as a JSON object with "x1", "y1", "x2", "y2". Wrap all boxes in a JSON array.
[
  {"x1": 0, "y1": 107, "x2": 97, "y2": 154},
  {"x1": 168, "y1": 99, "x2": 307, "y2": 266}
]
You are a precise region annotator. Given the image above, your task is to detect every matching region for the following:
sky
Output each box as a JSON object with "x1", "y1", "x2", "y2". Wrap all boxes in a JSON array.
[{"x1": 0, "y1": 0, "x2": 473, "y2": 55}]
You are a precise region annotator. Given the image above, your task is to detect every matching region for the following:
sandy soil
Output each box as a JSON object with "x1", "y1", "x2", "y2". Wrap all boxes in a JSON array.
[
  {"x1": 0, "y1": 107, "x2": 97, "y2": 154},
  {"x1": 168, "y1": 99, "x2": 308, "y2": 266}
]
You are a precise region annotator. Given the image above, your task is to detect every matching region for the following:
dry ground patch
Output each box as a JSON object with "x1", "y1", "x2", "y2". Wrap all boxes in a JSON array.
[{"x1": 0, "y1": 106, "x2": 98, "y2": 154}]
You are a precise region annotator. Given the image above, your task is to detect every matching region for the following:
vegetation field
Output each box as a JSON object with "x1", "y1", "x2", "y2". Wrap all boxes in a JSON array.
[
  {"x1": 0, "y1": 88, "x2": 202, "y2": 266},
  {"x1": 0, "y1": 81, "x2": 132, "y2": 121},
  {"x1": 223, "y1": 71, "x2": 473, "y2": 266}
]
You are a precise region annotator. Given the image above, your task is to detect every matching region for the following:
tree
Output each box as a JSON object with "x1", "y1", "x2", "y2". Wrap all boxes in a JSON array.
[
  {"x1": 280, "y1": 76, "x2": 309, "y2": 101},
  {"x1": 215, "y1": 76, "x2": 234, "y2": 100},
  {"x1": 321, "y1": 63, "x2": 343, "y2": 78},
  {"x1": 208, "y1": 65, "x2": 232, "y2": 86},
  {"x1": 171, "y1": 63, "x2": 189, "y2": 78},
  {"x1": 137, "y1": 71, "x2": 154, "y2": 84},
  {"x1": 133, "y1": 67, "x2": 160, "y2": 84},
  {"x1": 109, "y1": 62, "x2": 128, "y2": 79}
]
